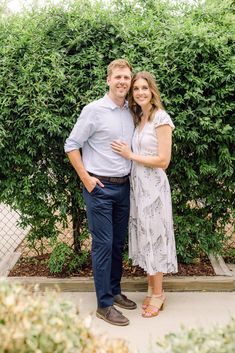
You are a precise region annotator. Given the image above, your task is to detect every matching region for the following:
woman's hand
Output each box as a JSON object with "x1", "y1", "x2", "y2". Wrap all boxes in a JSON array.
[{"x1": 111, "y1": 141, "x2": 133, "y2": 160}]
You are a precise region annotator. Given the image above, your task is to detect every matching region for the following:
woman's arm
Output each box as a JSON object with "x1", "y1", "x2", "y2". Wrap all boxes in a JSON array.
[{"x1": 111, "y1": 125, "x2": 172, "y2": 169}]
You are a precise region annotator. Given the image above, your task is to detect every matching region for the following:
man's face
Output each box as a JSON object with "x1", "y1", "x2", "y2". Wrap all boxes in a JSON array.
[{"x1": 107, "y1": 67, "x2": 132, "y2": 101}]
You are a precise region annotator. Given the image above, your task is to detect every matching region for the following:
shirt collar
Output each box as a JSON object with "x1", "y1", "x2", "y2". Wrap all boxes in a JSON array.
[{"x1": 101, "y1": 93, "x2": 129, "y2": 110}]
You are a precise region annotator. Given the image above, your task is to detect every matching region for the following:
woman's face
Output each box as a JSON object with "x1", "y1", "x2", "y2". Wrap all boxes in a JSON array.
[{"x1": 132, "y1": 78, "x2": 152, "y2": 109}]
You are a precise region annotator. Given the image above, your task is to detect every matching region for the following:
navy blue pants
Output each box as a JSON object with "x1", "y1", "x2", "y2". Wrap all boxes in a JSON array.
[{"x1": 83, "y1": 181, "x2": 130, "y2": 308}]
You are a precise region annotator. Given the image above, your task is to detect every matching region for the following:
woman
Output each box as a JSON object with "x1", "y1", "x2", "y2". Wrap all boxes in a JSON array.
[{"x1": 111, "y1": 71, "x2": 178, "y2": 318}]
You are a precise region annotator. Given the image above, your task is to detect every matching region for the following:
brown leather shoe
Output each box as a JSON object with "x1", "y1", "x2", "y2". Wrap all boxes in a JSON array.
[
  {"x1": 114, "y1": 293, "x2": 137, "y2": 310},
  {"x1": 96, "y1": 305, "x2": 129, "y2": 326}
]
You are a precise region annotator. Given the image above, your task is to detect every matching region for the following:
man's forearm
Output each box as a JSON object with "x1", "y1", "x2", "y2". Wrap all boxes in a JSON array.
[{"x1": 66, "y1": 150, "x2": 89, "y2": 183}]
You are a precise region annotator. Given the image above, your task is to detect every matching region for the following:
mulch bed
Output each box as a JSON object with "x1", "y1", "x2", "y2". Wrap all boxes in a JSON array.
[{"x1": 9, "y1": 253, "x2": 215, "y2": 277}]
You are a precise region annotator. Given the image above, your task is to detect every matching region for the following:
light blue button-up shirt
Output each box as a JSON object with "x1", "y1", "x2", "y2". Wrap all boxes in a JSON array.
[{"x1": 64, "y1": 94, "x2": 134, "y2": 177}]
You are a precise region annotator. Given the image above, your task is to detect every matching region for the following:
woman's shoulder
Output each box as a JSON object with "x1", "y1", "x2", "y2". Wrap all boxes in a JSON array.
[{"x1": 153, "y1": 110, "x2": 175, "y2": 129}]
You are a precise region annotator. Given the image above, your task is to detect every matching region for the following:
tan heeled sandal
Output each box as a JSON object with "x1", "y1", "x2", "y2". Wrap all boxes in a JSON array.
[
  {"x1": 142, "y1": 293, "x2": 166, "y2": 318},
  {"x1": 142, "y1": 286, "x2": 152, "y2": 309}
]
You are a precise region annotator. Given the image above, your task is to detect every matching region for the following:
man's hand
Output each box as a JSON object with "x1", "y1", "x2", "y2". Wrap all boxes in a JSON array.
[{"x1": 83, "y1": 176, "x2": 104, "y2": 193}]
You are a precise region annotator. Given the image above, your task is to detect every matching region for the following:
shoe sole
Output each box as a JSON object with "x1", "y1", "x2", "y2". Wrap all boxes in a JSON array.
[
  {"x1": 96, "y1": 312, "x2": 129, "y2": 326},
  {"x1": 142, "y1": 312, "x2": 160, "y2": 318},
  {"x1": 114, "y1": 302, "x2": 137, "y2": 310}
]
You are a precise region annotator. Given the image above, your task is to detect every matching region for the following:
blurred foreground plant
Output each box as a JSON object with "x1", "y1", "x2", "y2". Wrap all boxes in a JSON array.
[
  {"x1": 157, "y1": 317, "x2": 235, "y2": 353},
  {"x1": 0, "y1": 281, "x2": 131, "y2": 353}
]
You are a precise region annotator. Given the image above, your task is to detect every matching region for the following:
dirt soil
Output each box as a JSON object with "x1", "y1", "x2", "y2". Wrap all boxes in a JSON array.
[{"x1": 9, "y1": 253, "x2": 215, "y2": 277}]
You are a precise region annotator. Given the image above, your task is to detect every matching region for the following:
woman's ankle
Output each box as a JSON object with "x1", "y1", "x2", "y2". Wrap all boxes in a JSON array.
[{"x1": 152, "y1": 290, "x2": 165, "y2": 298}]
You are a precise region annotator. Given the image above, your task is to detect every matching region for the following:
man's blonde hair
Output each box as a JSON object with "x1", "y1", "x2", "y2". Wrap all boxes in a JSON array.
[{"x1": 107, "y1": 59, "x2": 132, "y2": 77}]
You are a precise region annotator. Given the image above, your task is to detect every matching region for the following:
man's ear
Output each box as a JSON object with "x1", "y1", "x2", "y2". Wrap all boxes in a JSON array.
[{"x1": 106, "y1": 75, "x2": 110, "y2": 85}]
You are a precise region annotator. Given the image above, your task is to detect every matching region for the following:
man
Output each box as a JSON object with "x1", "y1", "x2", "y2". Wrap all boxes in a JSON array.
[{"x1": 64, "y1": 59, "x2": 136, "y2": 326}]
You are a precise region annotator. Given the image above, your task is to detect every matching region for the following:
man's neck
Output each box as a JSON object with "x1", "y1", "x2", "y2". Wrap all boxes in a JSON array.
[{"x1": 107, "y1": 92, "x2": 125, "y2": 108}]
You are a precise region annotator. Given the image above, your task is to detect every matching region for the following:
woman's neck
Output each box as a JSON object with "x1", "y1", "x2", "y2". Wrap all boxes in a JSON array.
[{"x1": 141, "y1": 104, "x2": 152, "y2": 121}]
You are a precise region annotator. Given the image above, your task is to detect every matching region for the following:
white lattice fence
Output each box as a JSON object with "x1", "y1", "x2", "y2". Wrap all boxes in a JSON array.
[{"x1": 0, "y1": 203, "x2": 30, "y2": 259}]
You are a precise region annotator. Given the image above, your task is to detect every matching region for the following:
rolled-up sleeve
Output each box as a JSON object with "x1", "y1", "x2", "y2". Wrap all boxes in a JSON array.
[{"x1": 64, "y1": 105, "x2": 97, "y2": 153}]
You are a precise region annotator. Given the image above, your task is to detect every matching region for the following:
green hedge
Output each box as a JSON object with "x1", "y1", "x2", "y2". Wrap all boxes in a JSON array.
[{"x1": 0, "y1": 0, "x2": 234, "y2": 265}]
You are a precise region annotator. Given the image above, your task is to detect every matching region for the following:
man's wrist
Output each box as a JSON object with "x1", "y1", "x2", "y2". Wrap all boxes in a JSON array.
[{"x1": 80, "y1": 171, "x2": 90, "y2": 184}]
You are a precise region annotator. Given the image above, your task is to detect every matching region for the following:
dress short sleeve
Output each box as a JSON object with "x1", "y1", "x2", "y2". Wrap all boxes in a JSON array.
[{"x1": 153, "y1": 110, "x2": 175, "y2": 130}]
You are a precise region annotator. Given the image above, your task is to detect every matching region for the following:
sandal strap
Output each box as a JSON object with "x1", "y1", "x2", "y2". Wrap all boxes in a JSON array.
[
  {"x1": 149, "y1": 296, "x2": 164, "y2": 309},
  {"x1": 147, "y1": 286, "x2": 152, "y2": 297}
]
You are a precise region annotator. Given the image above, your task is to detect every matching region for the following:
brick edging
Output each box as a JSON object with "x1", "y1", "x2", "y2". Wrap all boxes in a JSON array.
[{"x1": 4, "y1": 275, "x2": 235, "y2": 292}]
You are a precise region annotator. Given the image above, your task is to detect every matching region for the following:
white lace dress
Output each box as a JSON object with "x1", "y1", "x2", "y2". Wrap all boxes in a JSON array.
[{"x1": 129, "y1": 110, "x2": 178, "y2": 275}]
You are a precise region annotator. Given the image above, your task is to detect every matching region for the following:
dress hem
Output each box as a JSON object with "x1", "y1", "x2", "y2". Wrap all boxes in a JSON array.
[{"x1": 130, "y1": 259, "x2": 178, "y2": 275}]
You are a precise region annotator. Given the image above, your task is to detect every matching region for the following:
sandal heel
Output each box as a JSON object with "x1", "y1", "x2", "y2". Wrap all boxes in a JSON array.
[
  {"x1": 160, "y1": 291, "x2": 166, "y2": 311},
  {"x1": 160, "y1": 301, "x2": 165, "y2": 311}
]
